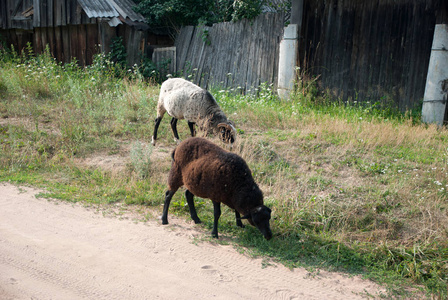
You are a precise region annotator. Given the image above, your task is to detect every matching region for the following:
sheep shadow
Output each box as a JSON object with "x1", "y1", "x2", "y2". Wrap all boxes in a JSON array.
[{"x1": 231, "y1": 227, "x2": 368, "y2": 276}]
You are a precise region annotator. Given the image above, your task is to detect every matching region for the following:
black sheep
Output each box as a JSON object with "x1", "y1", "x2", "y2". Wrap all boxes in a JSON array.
[{"x1": 161, "y1": 137, "x2": 272, "y2": 240}]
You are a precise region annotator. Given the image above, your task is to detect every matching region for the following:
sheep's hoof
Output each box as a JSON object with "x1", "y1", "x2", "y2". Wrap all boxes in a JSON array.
[
  {"x1": 151, "y1": 136, "x2": 156, "y2": 146},
  {"x1": 193, "y1": 218, "x2": 201, "y2": 224},
  {"x1": 212, "y1": 232, "x2": 219, "y2": 239},
  {"x1": 174, "y1": 138, "x2": 181, "y2": 144}
]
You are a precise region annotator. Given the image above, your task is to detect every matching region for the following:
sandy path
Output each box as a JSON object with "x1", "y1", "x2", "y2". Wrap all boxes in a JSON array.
[{"x1": 0, "y1": 183, "x2": 385, "y2": 299}]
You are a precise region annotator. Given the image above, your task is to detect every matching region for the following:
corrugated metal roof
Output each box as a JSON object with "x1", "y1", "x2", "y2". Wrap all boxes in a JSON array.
[
  {"x1": 108, "y1": 0, "x2": 146, "y2": 22},
  {"x1": 77, "y1": 0, "x2": 119, "y2": 19},
  {"x1": 77, "y1": 0, "x2": 145, "y2": 22}
]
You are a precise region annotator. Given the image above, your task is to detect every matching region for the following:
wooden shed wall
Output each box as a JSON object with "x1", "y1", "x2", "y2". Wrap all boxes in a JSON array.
[
  {"x1": 0, "y1": 0, "x2": 164, "y2": 67},
  {"x1": 0, "y1": 0, "x2": 94, "y2": 30},
  {"x1": 1, "y1": 0, "x2": 34, "y2": 30},
  {"x1": 1, "y1": 0, "x2": 100, "y2": 64}
]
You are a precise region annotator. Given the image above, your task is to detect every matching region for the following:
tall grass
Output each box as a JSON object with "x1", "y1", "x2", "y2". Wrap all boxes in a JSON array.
[{"x1": 1, "y1": 47, "x2": 447, "y2": 298}]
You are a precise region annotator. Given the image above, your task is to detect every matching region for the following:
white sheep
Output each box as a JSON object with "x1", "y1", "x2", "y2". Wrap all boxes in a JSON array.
[{"x1": 151, "y1": 78, "x2": 236, "y2": 145}]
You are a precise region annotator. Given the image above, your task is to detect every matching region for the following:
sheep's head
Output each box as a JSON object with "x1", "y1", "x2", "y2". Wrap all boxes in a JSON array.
[
  {"x1": 217, "y1": 123, "x2": 236, "y2": 144},
  {"x1": 241, "y1": 205, "x2": 272, "y2": 240}
]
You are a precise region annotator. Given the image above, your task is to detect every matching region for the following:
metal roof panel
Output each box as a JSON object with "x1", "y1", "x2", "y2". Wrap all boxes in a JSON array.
[
  {"x1": 77, "y1": 0, "x2": 119, "y2": 19},
  {"x1": 108, "y1": 0, "x2": 146, "y2": 22},
  {"x1": 77, "y1": 0, "x2": 145, "y2": 22}
]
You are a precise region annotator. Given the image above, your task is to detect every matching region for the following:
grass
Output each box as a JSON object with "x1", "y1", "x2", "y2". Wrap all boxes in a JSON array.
[{"x1": 1, "y1": 47, "x2": 448, "y2": 298}]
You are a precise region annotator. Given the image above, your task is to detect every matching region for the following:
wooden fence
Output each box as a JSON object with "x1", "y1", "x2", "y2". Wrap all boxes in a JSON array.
[
  {"x1": 174, "y1": 13, "x2": 285, "y2": 91},
  {"x1": 167, "y1": 1, "x2": 446, "y2": 111},
  {"x1": 299, "y1": 0, "x2": 447, "y2": 111},
  {"x1": 151, "y1": 46, "x2": 176, "y2": 78}
]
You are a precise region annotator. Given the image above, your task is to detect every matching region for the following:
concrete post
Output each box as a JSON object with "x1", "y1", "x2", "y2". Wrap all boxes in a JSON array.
[
  {"x1": 422, "y1": 24, "x2": 448, "y2": 126},
  {"x1": 277, "y1": 24, "x2": 298, "y2": 99},
  {"x1": 277, "y1": 0, "x2": 303, "y2": 100}
]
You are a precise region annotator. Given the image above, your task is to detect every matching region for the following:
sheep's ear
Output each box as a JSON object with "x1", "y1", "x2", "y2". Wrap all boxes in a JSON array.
[{"x1": 217, "y1": 123, "x2": 232, "y2": 131}]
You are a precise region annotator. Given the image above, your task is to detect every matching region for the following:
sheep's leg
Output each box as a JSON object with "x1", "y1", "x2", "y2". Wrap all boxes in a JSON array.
[
  {"x1": 151, "y1": 117, "x2": 162, "y2": 145},
  {"x1": 212, "y1": 201, "x2": 221, "y2": 238},
  {"x1": 185, "y1": 190, "x2": 201, "y2": 224},
  {"x1": 161, "y1": 190, "x2": 176, "y2": 225},
  {"x1": 187, "y1": 121, "x2": 196, "y2": 137},
  {"x1": 235, "y1": 211, "x2": 245, "y2": 228},
  {"x1": 170, "y1": 118, "x2": 180, "y2": 142}
]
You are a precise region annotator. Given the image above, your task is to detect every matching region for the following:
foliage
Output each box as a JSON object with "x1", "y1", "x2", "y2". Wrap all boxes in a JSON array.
[
  {"x1": 232, "y1": 0, "x2": 263, "y2": 21},
  {"x1": 139, "y1": 55, "x2": 173, "y2": 83},
  {"x1": 134, "y1": 0, "x2": 217, "y2": 31},
  {"x1": 134, "y1": 0, "x2": 291, "y2": 33},
  {"x1": 110, "y1": 36, "x2": 127, "y2": 67}
]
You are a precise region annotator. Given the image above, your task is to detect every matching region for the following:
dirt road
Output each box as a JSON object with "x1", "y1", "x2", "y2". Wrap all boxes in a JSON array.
[{"x1": 0, "y1": 183, "x2": 385, "y2": 299}]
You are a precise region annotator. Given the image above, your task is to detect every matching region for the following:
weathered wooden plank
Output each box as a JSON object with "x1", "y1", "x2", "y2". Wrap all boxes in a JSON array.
[
  {"x1": 0, "y1": 1, "x2": 8, "y2": 29},
  {"x1": 40, "y1": 0, "x2": 48, "y2": 27},
  {"x1": 98, "y1": 22, "x2": 114, "y2": 54},
  {"x1": 33, "y1": 0, "x2": 40, "y2": 28},
  {"x1": 175, "y1": 26, "x2": 195, "y2": 71},
  {"x1": 47, "y1": 0, "x2": 54, "y2": 27},
  {"x1": 40, "y1": 27, "x2": 47, "y2": 53},
  {"x1": 69, "y1": 25, "x2": 79, "y2": 63},
  {"x1": 33, "y1": 27, "x2": 42, "y2": 53},
  {"x1": 61, "y1": 25, "x2": 70, "y2": 62},
  {"x1": 152, "y1": 46, "x2": 176, "y2": 76},
  {"x1": 86, "y1": 24, "x2": 98, "y2": 65},
  {"x1": 194, "y1": 26, "x2": 208, "y2": 87},
  {"x1": 46, "y1": 26, "x2": 56, "y2": 55},
  {"x1": 78, "y1": 24, "x2": 86, "y2": 65},
  {"x1": 127, "y1": 28, "x2": 145, "y2": 66},
  {"x1": 54, "y1": 0, "x2": 65, "y2": 26},
  {"x1": 54, "y1": 25, "x2": 63, "y2": 61}
]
